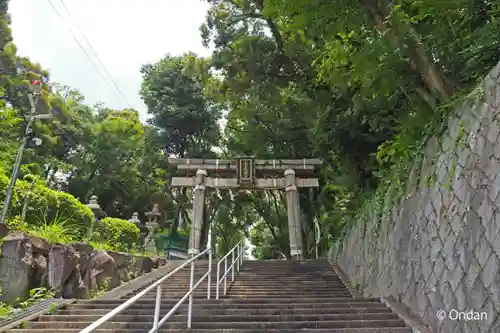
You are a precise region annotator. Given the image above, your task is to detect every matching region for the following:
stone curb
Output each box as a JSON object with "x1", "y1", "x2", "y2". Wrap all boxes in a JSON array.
[
  {"x1": 0, "y1": 298, "x2": 76, "y2": 332},
  {"x1": 381, "y1": 297, "x2": 434, "y2": 333},
  {"x1": 328, "y1": 259, "x2": 362, "y2": 297},
  {"x1": 95, "y1": 260, "x2": 183, "y2": 300},
  {"x1": 329, "y1": 260, "x2": 432, "y2": 333}
]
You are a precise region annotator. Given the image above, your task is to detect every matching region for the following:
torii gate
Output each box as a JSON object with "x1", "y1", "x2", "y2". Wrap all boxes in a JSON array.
[{"x1": 168, "y1": 157, "x2": 322, "y2": 260}]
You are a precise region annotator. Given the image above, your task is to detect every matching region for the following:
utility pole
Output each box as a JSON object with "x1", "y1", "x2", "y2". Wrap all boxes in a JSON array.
[{"x1": 0, "y1": 81, "x2": 52, "y2": 224}]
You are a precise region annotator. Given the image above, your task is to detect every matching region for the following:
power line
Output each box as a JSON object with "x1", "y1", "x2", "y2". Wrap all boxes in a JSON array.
[
  {"x1": 57, "y1": 0, "x2": 133, "y2": 108},
  {"x1": 45, "y1": 0, "x2": 133, "y2": 108}
]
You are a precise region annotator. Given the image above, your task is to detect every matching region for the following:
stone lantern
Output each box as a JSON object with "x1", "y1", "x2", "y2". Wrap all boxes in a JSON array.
[
  {"x1": 129, "y1": 212, "x2": 148, "y2": 251},
  {"x1": 128, "y1": 212, "x2": 140, "y2": 225},
  {"x1": 145, "y1": 204, "x2": 161, "y2": 253},
  {"x1": 86, "y1": 195, "x2": 106, "y2": 237}
]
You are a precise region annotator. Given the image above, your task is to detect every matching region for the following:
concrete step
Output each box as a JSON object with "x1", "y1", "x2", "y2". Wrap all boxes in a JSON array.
[
  {"x1": 135, "y1": 290, "x2": 352, "y2": 296},
  {"x1": 228, "y1": 284, "x2": 347, "y2": 288},
  {"x1": 39, "y1": 309, "x2": 398, "y2": 322},
  {"x1": 7, "y1": 328, "x2": 413, "y2": 333},
  {"x1": 233, "y1": 277, "x2": 343, "y2": 281},
  {"x1": 37, "y1": 312, "x2": 401, "y2": 323},
  {"x1": 4, "y1": 260, "x2": 410, "y2": 333},
  {"x1": 224, "y1": 293, "x2": 353, "y2": 297},
  {"x1": 73, "y1": 297, "x2": 383, "y2": 305},
  {"x1": 69, "y1": 300, "x2": 386, "y2": 310},
  {"x1": 129, "y1": 282, "x2": 220, "y2": 293},
  {"x1": 21, "y1": 318, "x2": 407, "y2": 329},
  {"x1": 55, "y1": 306, "x2": 393, "y2": 316},
  {"x1": 226, "y1": 287, "x2": 349, "y2": 291},
  {"x1": 225, "y1": 294, "x2": 354, "y2": 299}
]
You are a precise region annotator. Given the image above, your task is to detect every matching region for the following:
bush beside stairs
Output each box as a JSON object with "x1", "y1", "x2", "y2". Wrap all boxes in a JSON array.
[{"x1": 4, "y1": 260, "x2": 411, "y2": 332}]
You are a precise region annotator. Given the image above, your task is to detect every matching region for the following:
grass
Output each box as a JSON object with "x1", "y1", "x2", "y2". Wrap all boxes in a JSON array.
[{"x1": 21, "y1": 212, "x2": 81, "y2": 244}]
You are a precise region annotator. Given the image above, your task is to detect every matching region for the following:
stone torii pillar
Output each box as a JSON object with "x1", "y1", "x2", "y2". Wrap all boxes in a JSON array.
[
  {"x1": 188, "y1": 169, "x2": 207, "y2": 256},
  {"x1": 167, "y1": 158, "x2": 322, "y2": 260},
  {"x1": 285, "y1": 169, "x2": 303, "y2": 260}
]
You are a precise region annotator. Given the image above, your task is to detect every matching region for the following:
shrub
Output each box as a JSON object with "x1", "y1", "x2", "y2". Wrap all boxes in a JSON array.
[
  {"x1": 92, "y1": 217, "x2": 140, "y2": 252},
  {"x1": 0, "y1": 171, "x2": 94, "y2": 236},
  {"x1": 23, "y1": 213, "x2": 82, "y2": 244}
]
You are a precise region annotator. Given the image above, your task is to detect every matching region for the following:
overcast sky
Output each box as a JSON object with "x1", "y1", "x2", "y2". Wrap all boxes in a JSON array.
[{"x1": 8, "y1": 0, "x2": 213, "y2": 121}]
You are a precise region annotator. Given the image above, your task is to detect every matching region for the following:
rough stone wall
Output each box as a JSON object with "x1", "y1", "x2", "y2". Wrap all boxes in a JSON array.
[
  {"x1": 0, "y1": 232, "x2": 167, "y2": 303},
  {"x1": 331, "y1": 62, "x2": 500, "y2": 333}
]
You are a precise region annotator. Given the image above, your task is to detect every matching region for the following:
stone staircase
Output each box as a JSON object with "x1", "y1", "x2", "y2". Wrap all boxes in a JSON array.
[{"x1": 4, "y1": 260, "x2": 411, "y2": 332}]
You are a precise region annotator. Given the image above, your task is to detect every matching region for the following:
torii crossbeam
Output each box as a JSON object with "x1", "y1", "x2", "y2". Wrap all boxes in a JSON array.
[{"x1": 168, "y1": 157, "x2": 322, "y2": 259}]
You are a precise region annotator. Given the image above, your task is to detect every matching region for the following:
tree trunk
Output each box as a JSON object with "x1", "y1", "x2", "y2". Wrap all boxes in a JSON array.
[{"x1": 362, "y1": 0, "x2": 453, "y2": 102}]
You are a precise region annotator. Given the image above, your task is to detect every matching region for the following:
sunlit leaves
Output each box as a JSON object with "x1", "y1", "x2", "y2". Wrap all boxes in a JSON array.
[{"x1": 140, "y1": 53, "x2": 222, "y2": 157}]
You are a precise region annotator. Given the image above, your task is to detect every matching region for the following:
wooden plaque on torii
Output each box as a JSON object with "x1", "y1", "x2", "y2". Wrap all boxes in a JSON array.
[{"x1": 236, "y1": 156, "x2": 255, "y2": 188}]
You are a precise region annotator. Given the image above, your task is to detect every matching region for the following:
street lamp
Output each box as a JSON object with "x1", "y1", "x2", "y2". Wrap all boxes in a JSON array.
[{"x1": 0, "y1": 81, "x2": 53, "y2": 224}]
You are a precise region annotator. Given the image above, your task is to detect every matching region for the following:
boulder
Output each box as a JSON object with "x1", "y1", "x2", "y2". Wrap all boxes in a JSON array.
[
  {"x1": 87, "y1": 250, "x2": 121, "y2": 291},
  {"x1": 107, "y1": 251, "x2": 132, "y2": 268},
  {"x1": 3, "y1": 232, "x2": 50, "y2": 255},
  {"x1": 0, "y1": 223, "x2": 10, "y2": 238},
  {"x1": 77, "y1": 251, "x2": 91, "y2": 278},
  {"x1": 70, "y1": 242, "x2": 94, "y2": 282},
  {"x1": 107, "y1": 251, "x2": 133, "y2": 282},
  {"x1": 70, "y1": 242, "x2": 94, "y2": 255},
  {"x1": 0, "y1": 231, "x2": 168, "y2": 302},
  {"x1": 0, "y1": 238, "x2": 34, "y2": 303},
  {"x1": 32, "y1": 253, "x2": 48, "y2": 288},
  {"x1": 48, "y1": 244, "x2": 79, "y2": 297},
  {"x1": 27, "y1": 235, "x2": 51, "y2": 255},
  {"x1": 134, "y1": 256, "x2": 153, "y2": 275},
  {"x1": 62, "y1": 266, "x2": 87, "y2": 298}
]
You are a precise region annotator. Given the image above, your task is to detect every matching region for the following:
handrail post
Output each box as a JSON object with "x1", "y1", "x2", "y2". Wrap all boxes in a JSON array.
[
  {"x1": 240, "y1": 243, "x2": 244, "y2": 266},
  {"x1": 153, "y1": 285, "x2": 162, "y2": 332},
  {"x1": 231, "y1": 250, "x2": 235, "y2": 282},
  {"x1": 78, "y1": 247, "x2": 211, "y2": 333},
  {"x1": 207, "y1": 247, "x2": 212, "y2": 300},
  {"x1": 224, "y1": 257, "x2": 227, "y2": 296},
  {"x1": 236, "y1": 245, "x2": 240, "y2": 272},
  {"x1": 216, "y1": 261, "x2": 220, "y2": 300},
  {"x1": 187, "y1": 258, "x2": 195, "y2": 328}
]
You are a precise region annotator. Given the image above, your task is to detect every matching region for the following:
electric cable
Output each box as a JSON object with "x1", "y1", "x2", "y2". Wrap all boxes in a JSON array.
[{"x1": 45, "y1": 0, "x2": 133, "y2": 108}]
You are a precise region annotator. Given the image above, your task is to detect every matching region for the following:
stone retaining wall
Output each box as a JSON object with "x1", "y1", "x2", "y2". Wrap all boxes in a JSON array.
[
  {"x1": 331, "y1": 62, "x2": 500, "y2": 333},
  {"x1": 0, "y1": 232, "x2": 166, "y2": 303}
]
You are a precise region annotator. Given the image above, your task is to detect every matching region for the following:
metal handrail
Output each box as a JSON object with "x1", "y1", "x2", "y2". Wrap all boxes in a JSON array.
[
  {"x1": 216, "y1": 241, "x2": 244, "y2": 299},
  {"x1": 79, "y1": 247, "x2": 212, "y2": 332}
]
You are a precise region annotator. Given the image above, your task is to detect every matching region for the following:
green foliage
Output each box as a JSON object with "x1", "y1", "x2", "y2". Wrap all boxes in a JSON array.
[
  {"x1": 249, "y1": 223, "x2": 286, "y2": 260},
  {"x1": 0, "y1": 107, "x2": 22, "y2": 170},
  {"x1": 23, "y1": 213, "x2": 82, "y2": 244},
  {"x1": 88, "y1": 277, "x2": 111, "y2": 299},
  {"x1": 199, "y1": 0, "x2": 500, "y2": 255},
  {"x1": 140, "y1": 53, "x2": 222, "y2": 158},
  {"x1": 17, "y1": 287, "x2": 55, "y2": 308},
  {"x1": 0, "y1": 170, "x2": 93, "y2": 235},
  {"x1": 1, "y1": 0, "x2": 499, "y2": 259},
  {"x1": 0, "y1": 287, "x2": 54, "y2": 319},
  {"x1": 92, "y1": 217, "x2": 140, "y2": 252}
]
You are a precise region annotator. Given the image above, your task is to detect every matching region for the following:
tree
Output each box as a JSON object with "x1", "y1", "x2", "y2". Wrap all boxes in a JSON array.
[{"x1": 140, "y1": 53, "x2": 222, "y2": 158}]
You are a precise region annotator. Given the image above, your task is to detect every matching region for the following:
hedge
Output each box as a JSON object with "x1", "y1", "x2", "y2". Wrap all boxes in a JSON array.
[
  {"x1": 0, "y1": 171, "x2": 94, "y2": 236},
  {"x1": 92, "y1": 217, "x2": 140, "y2": 252}
]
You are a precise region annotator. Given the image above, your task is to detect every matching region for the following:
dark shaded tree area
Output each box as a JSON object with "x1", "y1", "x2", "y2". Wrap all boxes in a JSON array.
[{"x1": 1, "y1": 0, "x2": 499, "y2": 258}]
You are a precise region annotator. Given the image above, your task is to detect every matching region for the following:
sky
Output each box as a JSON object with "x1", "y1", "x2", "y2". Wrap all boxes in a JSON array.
[{"x1": 8, "y1": 0, "x2": 213, "y2": 121}]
